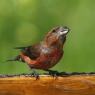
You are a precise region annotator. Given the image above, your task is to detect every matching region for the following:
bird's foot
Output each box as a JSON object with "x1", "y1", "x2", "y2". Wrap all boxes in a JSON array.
[
  {"x1": 49, "y1": 71, "x2": 59, "y2": 78},
  {"x1": 31, "y1": 69, "x2": 40, "y2": 80},
  {"x1": 32, "y1": 72, "x2": 40, "y2": 80},
  {"x1": 45, "y1": 70, "x2": 60, "y2": 78}
]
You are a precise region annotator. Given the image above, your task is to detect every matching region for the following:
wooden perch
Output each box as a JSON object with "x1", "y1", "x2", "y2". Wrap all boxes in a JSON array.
[{"x1": 0, "y1": 74, "x2": 95, "y2": 95}]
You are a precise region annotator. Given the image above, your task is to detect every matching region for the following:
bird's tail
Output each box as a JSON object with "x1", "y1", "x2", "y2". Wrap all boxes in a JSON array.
[
  {"x1": 14, "y1": 47, "x2": 26, "y2": 50},
  {"x1": 6, "y1": 55, "x2": 21, "y2": 62}
]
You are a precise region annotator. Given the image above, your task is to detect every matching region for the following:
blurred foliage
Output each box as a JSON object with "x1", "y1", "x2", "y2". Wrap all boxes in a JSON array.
[{"x1": 0, "y1": 0, "x2": 95, "y2": 74}]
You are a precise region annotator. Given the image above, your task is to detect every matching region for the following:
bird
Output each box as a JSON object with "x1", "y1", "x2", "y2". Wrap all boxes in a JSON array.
[{"x1": 8, "y1": 26, "x2": 70, "y2": 76}]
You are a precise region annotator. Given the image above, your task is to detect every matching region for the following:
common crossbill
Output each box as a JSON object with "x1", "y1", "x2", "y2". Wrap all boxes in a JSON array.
[{"x1": 8, "y1": 26, "x2": 70, "y2": 75}]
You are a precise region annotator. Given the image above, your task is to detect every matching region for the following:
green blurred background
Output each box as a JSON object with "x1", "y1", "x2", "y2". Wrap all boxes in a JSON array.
[{"x1": 0, "y1": 0, "x2": 95, "y2": 74}]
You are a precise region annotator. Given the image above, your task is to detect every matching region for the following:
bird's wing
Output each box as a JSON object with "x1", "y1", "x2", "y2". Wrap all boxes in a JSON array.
[
  {"x1": 27, "y1": 44, "x2": 41, "y2": 59},
  {"x1": 15, "y1": 44, "x2": 41, "y2": 60}
]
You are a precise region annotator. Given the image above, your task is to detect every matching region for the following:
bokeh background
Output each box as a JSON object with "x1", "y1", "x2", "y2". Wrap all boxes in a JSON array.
[{"x1": 0, "y1": 0, "x2": 95, "y2": 74}]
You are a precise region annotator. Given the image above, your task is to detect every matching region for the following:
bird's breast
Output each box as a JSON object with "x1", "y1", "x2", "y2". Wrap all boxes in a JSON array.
[{"x1": 35, "y1": 48, "x2": 63, "y2": 69}]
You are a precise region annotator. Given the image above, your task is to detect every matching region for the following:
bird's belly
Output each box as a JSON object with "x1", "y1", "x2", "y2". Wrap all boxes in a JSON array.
[{"x1": 33, "y1": 49, "x2": 63, "y2": 69}]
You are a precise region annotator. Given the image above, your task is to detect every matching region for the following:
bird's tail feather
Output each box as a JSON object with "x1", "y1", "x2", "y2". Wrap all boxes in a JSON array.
[
  {"x1": 6, "y1": 55, "x2": 21, "y2": 62},
  {"x1": 14, "y1": 47, "x2": 26, "y2": 50}
]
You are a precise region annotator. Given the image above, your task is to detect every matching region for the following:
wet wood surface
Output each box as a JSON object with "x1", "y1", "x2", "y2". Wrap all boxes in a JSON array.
[{"x1": 0, "y1": 74, "x2": 95, "y2": 95}]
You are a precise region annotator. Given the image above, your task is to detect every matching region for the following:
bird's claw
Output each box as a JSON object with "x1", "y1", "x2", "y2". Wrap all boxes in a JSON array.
[
  {"x1": 48, "y1": 70, "x2": 60, "y2": 78},
  {"x1": 32, "y1": 73, "x2": 40, "y2": 80},
  {"x1": 31, "y1": 70, "x2": 40, "y2": 80}
]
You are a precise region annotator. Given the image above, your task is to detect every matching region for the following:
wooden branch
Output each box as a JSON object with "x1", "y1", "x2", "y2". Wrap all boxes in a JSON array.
[{"x1": 0, "y1": 74, "x2": 95, "y2": 95}]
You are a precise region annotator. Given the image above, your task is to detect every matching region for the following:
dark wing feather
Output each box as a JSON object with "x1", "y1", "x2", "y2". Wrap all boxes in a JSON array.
[{"x1": 20, "y1": 44, "x2": 41, "y2": 60}]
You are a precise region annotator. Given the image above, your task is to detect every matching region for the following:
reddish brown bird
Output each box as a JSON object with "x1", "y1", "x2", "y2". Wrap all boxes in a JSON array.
[{"x1": 9, "y1": 26, "x2": 70, "y2": 74}]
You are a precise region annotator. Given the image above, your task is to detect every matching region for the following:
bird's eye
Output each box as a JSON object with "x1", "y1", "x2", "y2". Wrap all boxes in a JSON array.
[{"x1": 52, "y1": 29, "x2": 56, "y2": 33}]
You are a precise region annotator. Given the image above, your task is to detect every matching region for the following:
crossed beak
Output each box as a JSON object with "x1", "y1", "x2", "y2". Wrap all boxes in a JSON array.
[{"x1": 58, "y1": 26, "x2": 70, "y2": 36}]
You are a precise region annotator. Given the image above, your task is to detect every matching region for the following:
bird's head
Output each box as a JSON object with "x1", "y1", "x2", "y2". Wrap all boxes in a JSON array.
[
  {"x1": 51, "y1": 26, "x2": 70, "y2": 37},
  {"x1": 44, "y1": 26, "x2": 70, "y2": 47}
]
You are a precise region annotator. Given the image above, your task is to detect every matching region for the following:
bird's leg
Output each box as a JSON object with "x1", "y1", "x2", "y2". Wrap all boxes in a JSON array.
[
  {"x1": 31, "y1": 69, "x2": 40, "y2": 80},
  {"x1": 44, "y1": 69, "x2": 60, "y2": 77}
]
